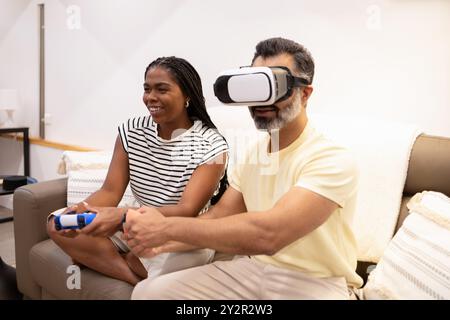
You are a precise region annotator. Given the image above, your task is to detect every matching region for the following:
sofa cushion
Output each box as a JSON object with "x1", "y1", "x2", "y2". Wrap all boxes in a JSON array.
[
  {"x1": 58, "y1": 151, "x2": 113, "y2": 174},
  {"x1": 363, "y1": 191, "x2": 450, "y2": 299},
  {"x1": 29, "y1": 239, "x2": 133, "y2": 300},
  {"x1": 60, "y1": 151, "x2": 139, "y2": 208},
  {"x1": 67, "y1": 169, "x2": 138, "y2": 207}
]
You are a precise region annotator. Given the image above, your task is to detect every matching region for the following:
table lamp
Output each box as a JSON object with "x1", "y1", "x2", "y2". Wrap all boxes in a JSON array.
[{"x1": 0, "y1": 89, "x2": 19, "y2": 128}]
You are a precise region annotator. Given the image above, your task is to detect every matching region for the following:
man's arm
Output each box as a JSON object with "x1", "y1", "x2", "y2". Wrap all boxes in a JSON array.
[
  {"x1": 122, "y1": 186, "x2": 247, "y2": 256},
  {"x1": 126, "y1": 186, "x2": 338, "y2": 256}
]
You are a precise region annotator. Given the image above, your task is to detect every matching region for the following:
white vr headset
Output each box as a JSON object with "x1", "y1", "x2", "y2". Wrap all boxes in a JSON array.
[{"x1": 213, "y1": 66, "x2": 309, "y2": 106}]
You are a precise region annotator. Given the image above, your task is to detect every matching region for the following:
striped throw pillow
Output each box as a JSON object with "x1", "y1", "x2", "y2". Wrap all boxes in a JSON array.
[{"x1": 363, "y1": 191, "x2": 450, "y2": 299}]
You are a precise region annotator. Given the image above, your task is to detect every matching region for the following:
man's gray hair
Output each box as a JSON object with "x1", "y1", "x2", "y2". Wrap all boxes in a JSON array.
[{"x1": 252, "y1": 37, "x2": 315, "y2": 84}]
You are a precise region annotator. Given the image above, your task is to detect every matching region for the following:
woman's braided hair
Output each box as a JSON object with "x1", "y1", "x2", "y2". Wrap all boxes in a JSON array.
[{"x1": 145, "y1": 56, "x2": 228, "y2": 204}]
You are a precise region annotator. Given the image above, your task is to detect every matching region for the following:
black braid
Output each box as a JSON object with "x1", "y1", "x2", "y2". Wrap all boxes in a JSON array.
[
  {"x1": 144, "y1": 56, "x2": 228, "y2": 204},
  {"x1": 144, "y1": 56, "x2": 217, "y2": 128}
]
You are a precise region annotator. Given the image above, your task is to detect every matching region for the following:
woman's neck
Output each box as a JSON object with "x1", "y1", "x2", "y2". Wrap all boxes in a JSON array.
[{"x1": 157, "y1": 118, "x2": 193, "y2": 140}]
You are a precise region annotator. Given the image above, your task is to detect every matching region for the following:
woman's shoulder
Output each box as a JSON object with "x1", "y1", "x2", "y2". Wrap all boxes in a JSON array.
[
  {"x1": 120, "y1": 115, "x2": 153, "y2": 131},
  {"x1": 195, "y1": 120, "x2": 227, "y2": 145}
]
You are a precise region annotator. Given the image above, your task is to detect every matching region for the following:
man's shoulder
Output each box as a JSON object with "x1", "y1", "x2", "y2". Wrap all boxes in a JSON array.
[
  {"x1": 301, "y1": 128, "x2": 358, "y2": 174},
  {"x1": 306, "y1": 127, "x2": 352, "y2": 154}
]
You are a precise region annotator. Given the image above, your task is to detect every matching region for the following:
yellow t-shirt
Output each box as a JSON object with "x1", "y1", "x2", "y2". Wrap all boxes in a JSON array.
[{"x1": 228, "y1": 121, "x2": 363, "y2": 288}]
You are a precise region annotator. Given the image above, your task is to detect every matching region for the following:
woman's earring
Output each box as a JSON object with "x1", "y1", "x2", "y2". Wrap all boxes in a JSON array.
[{"x1": 185, "y1": 100, "x2": 190, "y2": 108}]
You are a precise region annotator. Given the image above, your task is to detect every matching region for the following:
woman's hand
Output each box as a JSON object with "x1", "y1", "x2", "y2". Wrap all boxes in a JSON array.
[
  {"x1": 62, "y1": 201, "x2": 90, "y2": 215},
  {"x1": 77, "y1": 203, "x2": 126, "y2": 237},
  {"x1": 47, "y1": 201, "x2": 91, "y2": 238}
]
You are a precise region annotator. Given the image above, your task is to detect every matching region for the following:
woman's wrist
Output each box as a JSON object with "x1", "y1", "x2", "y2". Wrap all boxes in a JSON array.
[{"x1": 118, "y1": 207, "x2": 128, "y2": 231}]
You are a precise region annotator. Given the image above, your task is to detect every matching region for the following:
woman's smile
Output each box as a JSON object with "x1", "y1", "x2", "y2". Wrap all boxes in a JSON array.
[{"x1": 148, "y1": 105, "x2": 163, "y2": 116}]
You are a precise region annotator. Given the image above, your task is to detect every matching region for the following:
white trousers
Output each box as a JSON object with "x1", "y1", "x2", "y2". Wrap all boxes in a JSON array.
[{"x1": 110, "y1": 231, "x2": 215, "y2": 280}]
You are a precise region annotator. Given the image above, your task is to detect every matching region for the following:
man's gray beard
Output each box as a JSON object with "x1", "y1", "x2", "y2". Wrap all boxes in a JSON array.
[{"x1": 252, "y1": 93, "x2": 302, "y2": 131}]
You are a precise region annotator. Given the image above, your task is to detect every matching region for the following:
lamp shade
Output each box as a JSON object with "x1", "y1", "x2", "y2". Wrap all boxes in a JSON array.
[{"x1": 0, "y1": 89, "x2": 19, "y2": 110}]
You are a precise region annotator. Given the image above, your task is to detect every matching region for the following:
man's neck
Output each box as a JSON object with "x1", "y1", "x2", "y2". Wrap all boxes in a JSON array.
[{"x1": 268, "y1": 113, "x2": 308, "y2": 152}]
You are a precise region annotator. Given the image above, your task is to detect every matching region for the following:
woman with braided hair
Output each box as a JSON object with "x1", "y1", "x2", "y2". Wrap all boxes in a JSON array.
[{"x1": 47, "y1": 56, "x2": 229, "y2": 285}]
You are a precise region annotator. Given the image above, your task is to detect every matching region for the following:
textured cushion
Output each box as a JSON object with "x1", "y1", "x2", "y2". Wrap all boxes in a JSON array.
[
  {"x1": 363, "y1": 191, "x2": 450, "y2": 299},
  {"x1": 58, "y1": 151, "x2": 112, "y2": 174},
  {"x1": 67, "y1": 169, "x2": 138, "y2": 207},
  {"x1": 60, "y1": 151, "x2": 138, "y2": 208}
]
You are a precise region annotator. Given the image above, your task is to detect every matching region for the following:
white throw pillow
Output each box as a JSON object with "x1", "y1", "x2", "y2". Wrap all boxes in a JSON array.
[
  {"x1": 61, "y1": 151, "x2": 138, "y2": 208},
  {"x1": 58, "y1": 150, "x2": 112, "y2": 174},
  {"x1": 363, "y1": 191, "x2": 450, "y2": 299}
]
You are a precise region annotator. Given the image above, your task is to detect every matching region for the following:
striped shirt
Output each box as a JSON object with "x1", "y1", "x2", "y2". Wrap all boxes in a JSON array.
[{"x1": 118, "y1": 116, "x2": 228, "y2": 208}]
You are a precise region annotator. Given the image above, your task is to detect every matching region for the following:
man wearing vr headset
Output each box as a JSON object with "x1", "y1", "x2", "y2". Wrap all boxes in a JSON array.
[{"x1": 125, "y1": 37, "x2": 362, "y2": 299}]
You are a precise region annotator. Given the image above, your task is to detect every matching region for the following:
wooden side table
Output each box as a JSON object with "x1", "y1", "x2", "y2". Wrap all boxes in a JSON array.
[
  {"x1": 0, "y1": 127, "x2": 30, "y2": 299},
  {"x1": 0, "y1": 127, "x2": 30, "y2": 223}
]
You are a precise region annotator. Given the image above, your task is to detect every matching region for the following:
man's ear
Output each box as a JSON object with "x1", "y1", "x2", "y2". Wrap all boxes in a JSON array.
[{"x1": 302, "y1": 85, "x2": 313, "y2": 103}]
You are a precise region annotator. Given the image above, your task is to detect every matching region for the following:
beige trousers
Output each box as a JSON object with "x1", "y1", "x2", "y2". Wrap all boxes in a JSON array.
[{"x1": 131, "y1": 256, "x2": 351, "y2": 300}]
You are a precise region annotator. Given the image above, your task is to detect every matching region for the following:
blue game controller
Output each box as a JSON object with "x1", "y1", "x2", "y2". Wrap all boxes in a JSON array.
[{"x1": 54, "y1": 212, "x2": 96, "y2": 230}]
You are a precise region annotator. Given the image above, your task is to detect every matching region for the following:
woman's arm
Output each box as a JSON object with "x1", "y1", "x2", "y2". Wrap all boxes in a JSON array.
[
  {"x1": 55, "y1": 135, "x2": 130, "y2": 237},
  {"x1": 82, "y1": 135, "x2": 130, "y2": 207},
  {"x1": 84, "y1": 143, "x2": 225, "y2": 237},
  {"x1": 156, "y1": 152, "x2": 228, "y2": 218}
]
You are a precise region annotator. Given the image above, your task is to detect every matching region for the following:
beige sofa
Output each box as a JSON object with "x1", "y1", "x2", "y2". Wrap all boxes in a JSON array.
[{"x1": 12, "y1": 133, "x2": 450, "y2": 299}]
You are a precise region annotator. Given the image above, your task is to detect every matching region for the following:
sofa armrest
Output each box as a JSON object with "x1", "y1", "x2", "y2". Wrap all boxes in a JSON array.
[{"x1": 13, "y1": 178, "x2": 68, "y2": 299}]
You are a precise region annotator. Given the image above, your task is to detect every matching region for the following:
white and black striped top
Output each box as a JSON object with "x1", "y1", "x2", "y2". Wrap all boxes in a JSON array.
[{"x1": 118, "y1": 116, "x2": 228, "y2": 207}]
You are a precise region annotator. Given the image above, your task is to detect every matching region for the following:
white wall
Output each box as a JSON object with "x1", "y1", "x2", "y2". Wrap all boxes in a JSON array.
[
  {"x1": 1, "y1": 0, "x2": 450, "y2": 187},
  {"x1": 0, "y1": 0, "x2": 40, "y2": 135},
  {"x1": 35, "y1": 0, "x2": 450, "y2": 148}
]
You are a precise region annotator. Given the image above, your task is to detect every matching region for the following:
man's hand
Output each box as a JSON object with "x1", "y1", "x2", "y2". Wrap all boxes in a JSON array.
[
  {"x1": 123, "y1": 207, "x2": 169, "y2": 257},
  {"x1": 78, "y1": 203, "x2": 126, "y2": 237}
]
